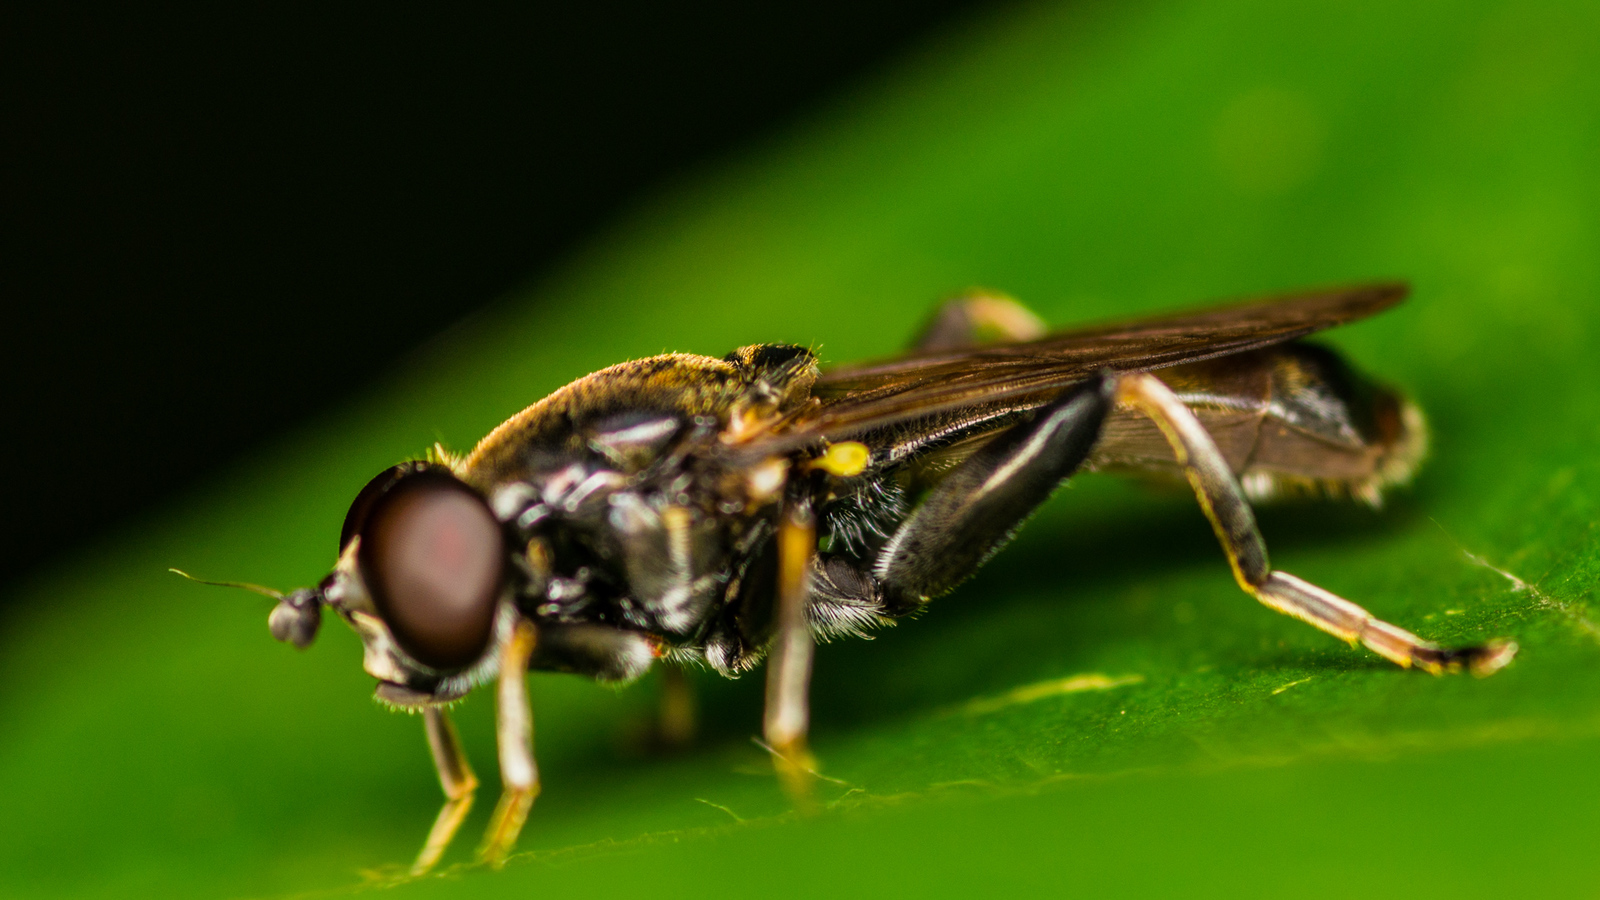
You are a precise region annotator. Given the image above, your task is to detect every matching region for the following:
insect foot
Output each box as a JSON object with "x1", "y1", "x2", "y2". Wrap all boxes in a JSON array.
[
  {"x1": 1412, "y1": 638, "x2": 1519, "y2": 677},
  {"x1": 759, "y1": 735, "x2": 820, "y2": 815},
  {"x1": 1114, "y1": 374, "x2": 1519, "y2": 679}
]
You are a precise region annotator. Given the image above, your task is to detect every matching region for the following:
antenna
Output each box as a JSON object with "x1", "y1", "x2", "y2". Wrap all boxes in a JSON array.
[{"x1": 168, "y1": 568, "x2": 283, "y2": 600}]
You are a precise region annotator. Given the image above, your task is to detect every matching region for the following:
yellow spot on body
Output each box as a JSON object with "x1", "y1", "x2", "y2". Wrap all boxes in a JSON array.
[
  {"x1": 1445, "y1": 609, "x2": 1464, "y2": 616},
  {"x1": 961, "y1": 673, "x2": 1143, "y2": 716},
  {"x1": 812, "y1": 441, "x2": 870, "y2": 477},
  {"x1": 1272, "y1": 676, "x2": 1315, "y2": 695}
]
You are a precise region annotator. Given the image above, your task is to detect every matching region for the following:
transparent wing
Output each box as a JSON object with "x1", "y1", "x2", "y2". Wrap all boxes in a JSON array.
[{"x1": 748, "y1": 282, "x2": 1406, "y2": 456}]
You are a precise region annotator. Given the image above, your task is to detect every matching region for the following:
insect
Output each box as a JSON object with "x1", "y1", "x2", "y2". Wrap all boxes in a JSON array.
[{"x1": 198, "y1": 282, "x2": 1516, "y2": 874}]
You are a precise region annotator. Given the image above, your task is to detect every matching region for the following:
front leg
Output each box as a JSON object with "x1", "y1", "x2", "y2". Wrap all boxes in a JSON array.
[
  {"x1": 477, "y1": 618, "x2": 539, "y2": 866},
  {"x1": 410, "y1": 707, "x2": 478, "y2": 876},
  {"x1": 763, "y1": 498, "x2": 819, "y2": 810}
]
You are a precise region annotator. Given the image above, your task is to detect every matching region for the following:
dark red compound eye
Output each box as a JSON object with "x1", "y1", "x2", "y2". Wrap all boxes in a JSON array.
[
  {"x1": 357, "y1": 473, "x2": 506, "y2": 670},
  {"x1": 341, "y1": 464, "x2": 412, "y2": 552}
]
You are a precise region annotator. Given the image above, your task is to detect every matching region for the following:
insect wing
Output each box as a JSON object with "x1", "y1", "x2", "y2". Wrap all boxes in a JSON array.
[{"x1": 783, "y1": 281, "x2": 1407, "y2": 447}]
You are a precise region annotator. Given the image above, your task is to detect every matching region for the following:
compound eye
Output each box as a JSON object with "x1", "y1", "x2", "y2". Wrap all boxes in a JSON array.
[
  {"x1": 359, "y1": 475, "x2": 506, "y2": 670},
  {"x1": 341, "y1": 465, "x2": 409, "y2": 552}
]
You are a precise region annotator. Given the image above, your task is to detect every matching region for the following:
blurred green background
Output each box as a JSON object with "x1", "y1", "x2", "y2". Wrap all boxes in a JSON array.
[{"x1": 4, "y1": 0, "x2": 1599, "y2": 896}]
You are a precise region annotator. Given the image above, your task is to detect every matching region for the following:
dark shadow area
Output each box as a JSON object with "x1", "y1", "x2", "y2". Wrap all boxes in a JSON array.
[{"x1": 0, "y1": 2, "x2": 996, "y2": 599}]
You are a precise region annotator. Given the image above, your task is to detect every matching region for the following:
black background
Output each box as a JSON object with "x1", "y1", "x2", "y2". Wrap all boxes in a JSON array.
[{"x1": 2, "y1": 3, "x2": 991, "y2": 595}]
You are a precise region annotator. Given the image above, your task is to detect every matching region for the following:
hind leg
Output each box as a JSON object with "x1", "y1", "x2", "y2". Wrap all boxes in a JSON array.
[
  {"x1": 869, "y1": 369, "x2": 1513, "y2": 675},
  {"x1": 1115, "y1": 373, "x2": 1515, "y2": 675}
]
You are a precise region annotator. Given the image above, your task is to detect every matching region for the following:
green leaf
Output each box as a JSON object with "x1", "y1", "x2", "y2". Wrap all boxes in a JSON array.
[{"x1": 5, "y1": 0, "x2": 1599, "y2": 896}]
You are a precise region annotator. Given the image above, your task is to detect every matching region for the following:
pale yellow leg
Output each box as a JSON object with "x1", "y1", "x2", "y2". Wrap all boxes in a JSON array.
[
  {"x1": 1117, "y1": 373, "x2": 1515, "y2": 676},
  {"x1": 410, "y1": 707, "x2": 478, "y2": 876},
  {"x1": 477, "y1": 619, "x2": 540, "y2": 866},
  {"x1": 763, "y1": 501, "x2": 820, "y2": 811}
]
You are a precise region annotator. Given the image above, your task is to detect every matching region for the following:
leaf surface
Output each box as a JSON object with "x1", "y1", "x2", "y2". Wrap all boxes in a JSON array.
[{"x1": 4, "y1": 0, "x2": 1599, "y2": 896}]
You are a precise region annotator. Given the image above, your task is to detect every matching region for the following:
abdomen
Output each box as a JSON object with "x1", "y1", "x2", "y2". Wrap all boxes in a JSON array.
[{"x1": 1088, "y1": 343, "x2": 1426, "y2": 506}]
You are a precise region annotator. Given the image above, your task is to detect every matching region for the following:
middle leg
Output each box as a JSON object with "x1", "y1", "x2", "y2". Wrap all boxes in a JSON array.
[
  {"x1": 757, "y1": 375, "x2": 1112, "y2": 808},
  {"x1": 876, "y1": 373, "x2": 1116, "y2": 605},
  {"x1": 763, "y1": 498, "x2": 820, "y2": 809},
  {"x1": 654, "y1": 665, "x2": 697, "y2": 750}
]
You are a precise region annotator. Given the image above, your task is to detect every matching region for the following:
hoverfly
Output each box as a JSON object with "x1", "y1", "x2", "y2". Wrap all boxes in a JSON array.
[{"x1": 202, "y1": 282, "x2": 1517, "y2": 873}]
